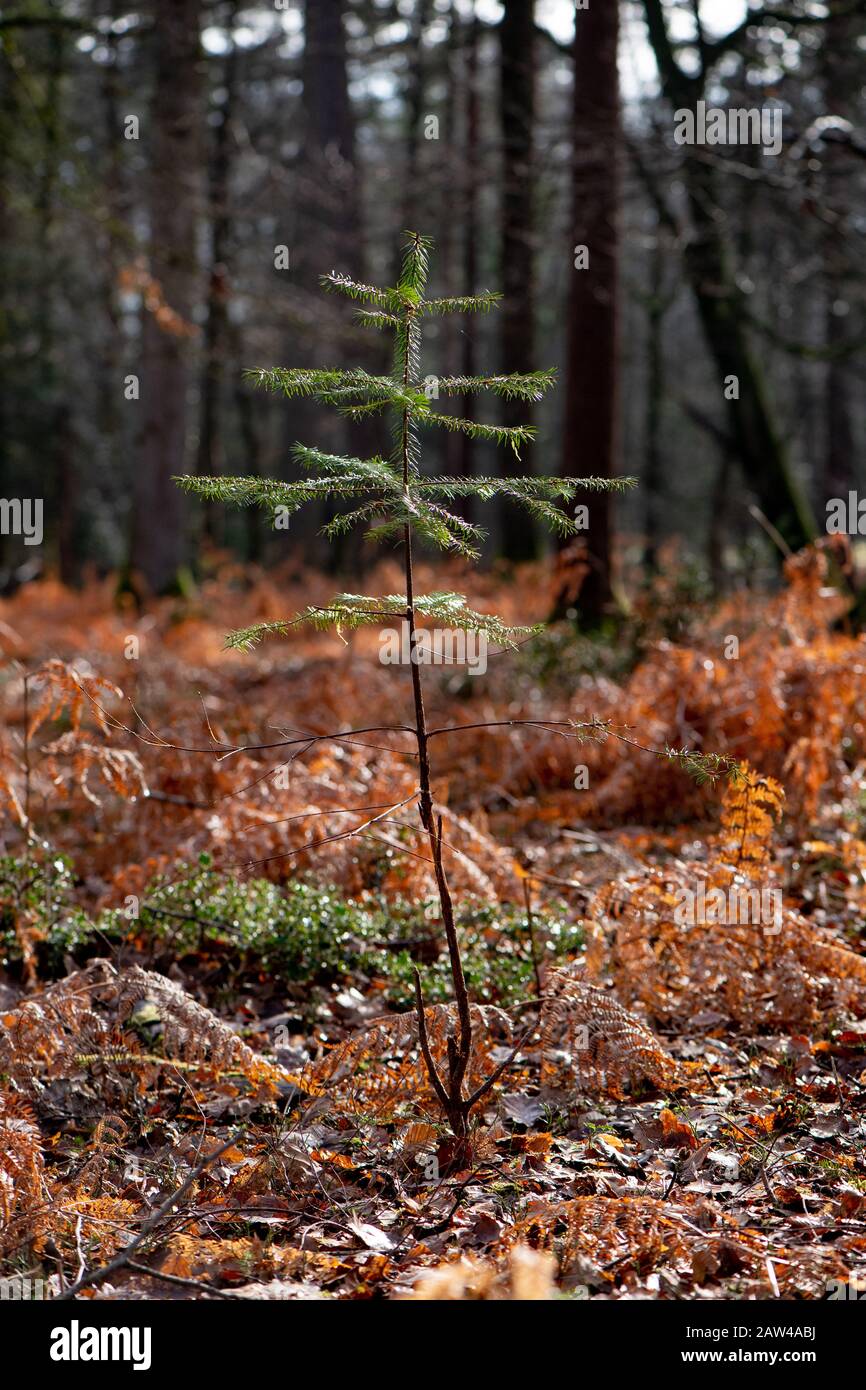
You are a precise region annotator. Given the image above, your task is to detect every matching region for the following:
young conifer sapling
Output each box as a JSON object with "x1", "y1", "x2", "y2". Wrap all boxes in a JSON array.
[{"x1": 178, "y1": 231, "x2": 636, "y2": 1151}]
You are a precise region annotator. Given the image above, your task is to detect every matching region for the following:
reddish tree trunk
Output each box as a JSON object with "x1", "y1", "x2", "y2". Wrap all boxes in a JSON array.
[
  {"x1": 132, "y1": 0, "x2": 201, "y2": 593},
  {"x1": 554, "y1": 0, "x2": 621, "y2": 623},
  {"x1": 499, "y1": 0, "x2": 537, "y2": 561}
]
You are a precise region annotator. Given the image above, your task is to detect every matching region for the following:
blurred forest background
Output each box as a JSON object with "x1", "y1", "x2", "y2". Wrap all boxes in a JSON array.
[{"x1": 0, "y1": 0, "x2": 864, "y2": 618}]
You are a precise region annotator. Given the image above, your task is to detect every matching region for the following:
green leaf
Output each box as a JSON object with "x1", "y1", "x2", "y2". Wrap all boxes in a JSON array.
[
  {"x1": 411, "y1": 592, "x2": 537, "y2": 648},
  {"x1": 245, "y1": 366, "x2": 344, "y2": 399},
  {"x1": 320, "y1": 501, "x2": 391, "y2": 541},
  {"x1": 414, "y1": 475, "x2": 637, "y2": 499}
]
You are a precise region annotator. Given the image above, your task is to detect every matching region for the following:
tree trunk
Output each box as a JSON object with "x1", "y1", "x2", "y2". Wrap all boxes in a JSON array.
[
  {"x1": 196, "y1": 3, "x2": 239, "y2": 550},
  {"x1": 300, "y1": 0, "x2": 370, "y2": 572},
  {"x1": 641, "y1": 0, "x2": 815, "y2": 556},
  {"x1": 301, "y1": 0, "x2": 360, "y2": 256},
  {"x1": 643, "y1": 232, "x2": 666, "y2": 573},
  {"x1": 821, "y1": 5, "x2": 859, "y2": 503},
  {"x1": 96, "y1": 7, "x2": 128, "y2": 572},
  {"x1": 553, "y1": 0, "x2": 621, "y2": 622},
  {"x1": 498, "y1": 0, "x2": 537, "y2": 562},
  {"x1": 681, "y1": 154, "x2": 815, "y2": 553},
  {"x1": 402, "y1": 0, "x2": 433, "y2": 233},
  {"x1": 708, "y1": 449, "x2": 733, "y2": 594},
  {"x1": 458, "y1": 15, "x2": 481, "y2": 496},
  {"x1": 132, "y1": 0, "x2": 202, "y2": 593},
  {"x1": 38, "y1": 26, "x2": 68, "y2": 579}
]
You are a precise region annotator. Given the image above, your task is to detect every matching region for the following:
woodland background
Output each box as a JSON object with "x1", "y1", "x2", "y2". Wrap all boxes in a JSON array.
[{"x1": 0, "y1": 0, "x2": 864, "y2": 609}]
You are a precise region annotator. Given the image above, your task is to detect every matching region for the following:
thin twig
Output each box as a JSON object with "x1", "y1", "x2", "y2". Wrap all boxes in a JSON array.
[
  {"x1": 413, "y1": 968, "x2": 450, "y2": 1112},
  {"x1": 463, "y1": 1023, "x2": 536, "y2": 1110},
  {"x1": 56, "y1": 1132, "x2": 242, "y2": 1300},
  {"x1": 522, "y1": 875, "x2": 543, "y2": 1001},
  {"x1": 125, "y1": 1258, "x2": 246, "y2": 1300}
]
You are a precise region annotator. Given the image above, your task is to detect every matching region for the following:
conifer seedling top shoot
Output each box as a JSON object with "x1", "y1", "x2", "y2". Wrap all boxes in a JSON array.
[{"x1": 178, "y1": 231, "x2": 636, "y2": 1151}]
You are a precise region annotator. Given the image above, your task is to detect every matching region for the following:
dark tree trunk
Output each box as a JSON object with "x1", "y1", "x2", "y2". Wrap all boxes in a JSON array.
[
  {"x1": 821, "y1": 5, "x2": 859, "y2": 503},
  {"x1": 498, "y1": 0, "x2": 537, "y2": 562},
  {"x1": 680, "y1": 154, "x2": 814, "y2": 553},
  {"x1": 196, "y1": 4, "x2": 239, "y2": 549},
  {"x1": 642, "y1": 0, "x2": 815, "y2": 556},
  {"x1": 54, "y1": 404, "x2": 78, "y2": 585},
  {"x1": 458, "y1": 15, "x2": 481, "y2": 495},
  {"x1": 553, "y1": 0, "x2": 621, "y2": 622},
  {"x1": 37, "y1": 26, "x2": 69, "y2": 579},
  {"x1": 402, "y1": 0, "x2": 433, "y2": 233},
  {"x1": 708, "y1": 450, "x2": 733, "y2": 594},
  {"x1": 0, "y1": 43, "x2": 10, "y2": 572},
  {"x1": 643, "y1": 232, "x2": 666, "y2": 573},
  {"x1": 230, "y1": 326, "x2": 264, "y2": 567},
  {"x1": 96, "y1": 7, "x2": 128, "y2": 569},
  {"x1": 301, "y1": 0, "x2": 360, "y2": 257},
  {"x1": 300, "y1": 0, "x2": 371, "y2": 572},
  {"x1": 132, "y1": 0, "x2": 201, "y2": 593},
  {"x1": 824, "y1": 297, "x2": 855, "y2": 501},
  {"x1": 440, "y1": 2, "x2": 463, "y2": 480}
]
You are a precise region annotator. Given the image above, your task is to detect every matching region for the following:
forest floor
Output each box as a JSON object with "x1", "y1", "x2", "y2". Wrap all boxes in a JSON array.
[{"x1": 3, "y1": 544, "x2": 866, "y2": 1301}]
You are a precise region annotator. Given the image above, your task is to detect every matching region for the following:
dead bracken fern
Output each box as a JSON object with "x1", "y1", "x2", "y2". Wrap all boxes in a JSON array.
[
  {"x1": 40, "y1": 733, "x2": 147, "y2": 807},
  {"x1": 0, "y1": 959, "x2": 288, "y2": 1108},
  {"x1": 593, "y1": 869, "x2": 866, "y2": 1030},
  {"x1": 24, "y1": 658, "x2": 120, "y2": 739},
  {"x1": 49, "y1": 1196, "x2": 140, "y2": 1266},
  {"x1": 111, "y1": 964, "x2": 285, "y2": 1088},
  {"x1": 716, "y1": 766, "x2": 784, "y2": 870},
  {"x1": 483, "y1": 544, "x2": 864, "y2": 830},
  {"x1": 499, "y1": 1195, "x2": 760, "y2": 1286},
  {"x1": 588, "y1": 766, "x2": 866, "y2": 1029},
  {"x1": 300, "y1": 1002, "x2": 514, "y2": 1122},
  {"x1": 540, "y1": 965, "x2": 678, "y2": 1096},
  {"x1": 0, "y1": 659, "x2": 146, "y2": 828},
  {"x1": 493, "y1": 1193, "x2": 857, "y2": 1299},
  {"x1": 0, "y1": 1087, "x2": 46, "y2": 1255}
]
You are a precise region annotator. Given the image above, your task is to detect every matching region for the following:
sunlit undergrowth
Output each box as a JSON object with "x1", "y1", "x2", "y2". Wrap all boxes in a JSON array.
[
  {"x1": 0, "y1": 852, "x2": 580, "y2": 1011},
  {"x1": 4, "y1": 544, "x2": 866, "y2": 1300}
]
